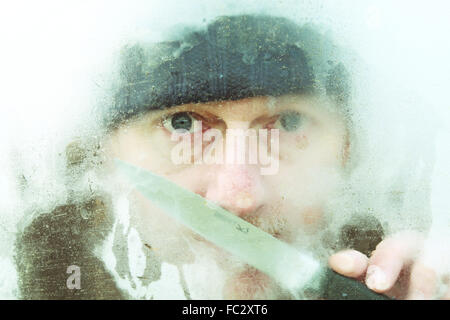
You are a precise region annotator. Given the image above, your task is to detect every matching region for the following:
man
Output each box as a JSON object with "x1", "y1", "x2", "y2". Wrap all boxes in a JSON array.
[{"x1": 15, "y1": 15, "x2": 445, "y2": 299}]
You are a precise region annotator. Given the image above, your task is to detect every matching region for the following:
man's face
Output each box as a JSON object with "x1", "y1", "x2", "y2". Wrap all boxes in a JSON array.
[{"x1": 107, "y1": 94, "x2": 348, "y2": 287}]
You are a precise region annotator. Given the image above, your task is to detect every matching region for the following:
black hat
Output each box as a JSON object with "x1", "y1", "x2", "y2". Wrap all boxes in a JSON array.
[{"x1": 107, "y1": 15, "x2": 350, "y2": 128}]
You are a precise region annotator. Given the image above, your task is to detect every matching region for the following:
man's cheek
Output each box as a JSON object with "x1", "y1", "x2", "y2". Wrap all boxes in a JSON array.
[
  {"x1": 272, "y1": 165, "x2": 340, "y2": 219},
  {"x1": 279, "y1": 203, "x2": 324, "y2": 239},
  {"x1": 110, "y1": 127, "x2": 185, "y2": 174}
]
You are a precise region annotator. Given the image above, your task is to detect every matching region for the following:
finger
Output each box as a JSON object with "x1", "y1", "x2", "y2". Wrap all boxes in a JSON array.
[
  {"x1": 365, "y1": 231, "x2": 423, "y2": 293},
  {"x1": 406, "y1": 261, "x2": 438, "y2": 300},
  {"x1": 329, "y1": 249, "x2": 369, "y2": 278}
]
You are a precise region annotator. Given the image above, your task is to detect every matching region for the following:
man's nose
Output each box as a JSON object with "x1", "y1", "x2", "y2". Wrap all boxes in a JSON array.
[{"x1": 204, "y1": 164, "x2": 265, "y2": 216}]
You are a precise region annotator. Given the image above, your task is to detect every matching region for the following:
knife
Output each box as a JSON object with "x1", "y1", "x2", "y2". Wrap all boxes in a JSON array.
[{"x1": 115, "y1": 159, "x2": 389, "y2": 300}]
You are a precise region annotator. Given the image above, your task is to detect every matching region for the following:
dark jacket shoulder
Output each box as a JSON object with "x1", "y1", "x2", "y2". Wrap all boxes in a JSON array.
[{"x1": 15, "y1": 197, "x2": 124, "y2": 299}]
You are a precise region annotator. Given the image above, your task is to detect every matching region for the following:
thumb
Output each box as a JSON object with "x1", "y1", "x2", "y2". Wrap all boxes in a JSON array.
[{"x1": 329, "y1": 249, "x2": 369, "y2": 279}]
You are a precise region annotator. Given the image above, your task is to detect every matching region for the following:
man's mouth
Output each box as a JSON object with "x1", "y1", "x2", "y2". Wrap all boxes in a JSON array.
[
  {"x1": 242, "y1": 209, "x2": 290, "y2": 240},
  {"x1": 189, "y1": 210, "x2": 289, "y2": 246}
]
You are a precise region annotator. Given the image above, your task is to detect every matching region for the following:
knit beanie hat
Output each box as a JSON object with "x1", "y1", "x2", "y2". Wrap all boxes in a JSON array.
[{"x1": 106, "y1": 14, "x2": 350, "y2": 128}]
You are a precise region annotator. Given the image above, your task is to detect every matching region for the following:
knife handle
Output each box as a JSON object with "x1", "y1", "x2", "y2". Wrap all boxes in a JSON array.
[{"x1": 319, "y1": 268, "x2": 391, "y2": 300}]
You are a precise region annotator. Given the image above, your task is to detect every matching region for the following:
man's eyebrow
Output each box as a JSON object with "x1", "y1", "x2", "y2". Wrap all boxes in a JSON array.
[{"x1": 147, "y1": 104, "x2": 219, "y2": 119}]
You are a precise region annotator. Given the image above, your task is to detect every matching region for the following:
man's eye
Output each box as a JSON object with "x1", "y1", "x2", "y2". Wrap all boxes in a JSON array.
[
  {"x1": 275, "y1": 111, "x2": 304, "y2": 132},
  {"x1": 162, "y1": 112, "x2": 196, "y2": 132}
]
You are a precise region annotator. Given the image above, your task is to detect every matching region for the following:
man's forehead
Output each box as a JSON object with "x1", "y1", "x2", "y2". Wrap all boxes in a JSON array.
[
  {"x1": 159, "y1": 96, "x2": 274, "y2": 119},
  {"x1": 138, "y1": 95, "x2": 340, "y2": 122}
]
